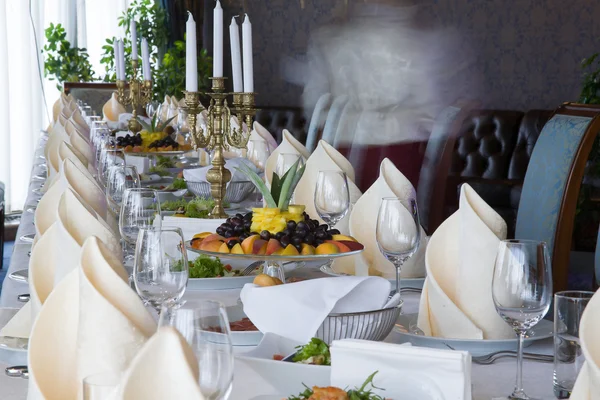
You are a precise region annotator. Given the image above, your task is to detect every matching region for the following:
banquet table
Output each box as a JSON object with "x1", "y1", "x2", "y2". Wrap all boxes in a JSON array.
[{"x1": 0, "y1": 134, "x2": 558, "y2": 400}]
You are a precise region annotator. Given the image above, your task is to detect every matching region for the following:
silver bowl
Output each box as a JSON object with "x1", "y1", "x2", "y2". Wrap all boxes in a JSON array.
[
  {"x1": 315, "y1": 300, "x2": 403, "y2": 344},
  {"x1": 186, "y1": 181, "x2": 255, "y2": 203}
]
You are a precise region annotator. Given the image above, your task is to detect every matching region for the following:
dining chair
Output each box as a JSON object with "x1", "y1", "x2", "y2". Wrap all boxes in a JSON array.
[
  {"x1": 332, "y1": 100, "x2": 359, "y2": 150},
  {"x1": 514, "y1": 103, "x2": 600, "y2": 293},
  {"x1": 305, "y1": 93, "x2": 332, "y2": 153},
  {"x1": 321, "y1": 95, "x2": 349, "y2": 147}
]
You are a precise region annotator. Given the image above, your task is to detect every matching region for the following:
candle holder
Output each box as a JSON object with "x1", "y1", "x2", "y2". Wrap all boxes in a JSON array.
[
  {"x1": 116, "y1": 60, "x2": 153, "y2": 134},
  {"x1": 183, "y1": 77, "x2": 256, "y2": 218}
]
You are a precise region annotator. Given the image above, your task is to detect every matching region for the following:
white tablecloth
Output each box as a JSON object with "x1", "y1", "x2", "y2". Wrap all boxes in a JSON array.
[{"x1": 0, "y1": 135, "x2": 557, "y2": 399}]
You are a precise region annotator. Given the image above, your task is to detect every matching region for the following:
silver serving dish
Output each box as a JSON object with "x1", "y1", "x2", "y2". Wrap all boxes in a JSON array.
[
  {"x1": 315, "y1": 300, "x2": 403, "y2": 345},
  {"x1": 186, "y1": 181, "x2": 255, "y2": 203}
]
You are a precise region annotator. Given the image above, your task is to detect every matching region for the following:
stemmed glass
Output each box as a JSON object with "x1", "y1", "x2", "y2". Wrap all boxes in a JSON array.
[
  {"x1": 146, "y1": 101, "x2": 160, "y2": 119},
  {"x1": 98, "y1": 147, "x2": 125, "y2": 188},
  {"x1": 247, "y1": 140, "x2": 270, "y2": 172},
  {"x1": 134, "y1": 227, "x2": 189, "y2": 312},
  {"x1": 106, "y1": 165, "x2": 141, "y2": 216},
  {"x1": 314, "y1": 171, "x2": 350, "y2": 228},
  {"x1": 275, "y1": 153, "x2": 304, "y2": 177},
  {"x1": 492, "y1": 239, "x2": 552, "y2": 400},
  {"x1": 119, "y1": 188, "x2": 161, "y2": 262},
  {"x1": 376, "y1": 197, "x2": 421, "y2": 296},
  {"x1": 158, "y1": 300, "x2": 234, "y2": 400}
]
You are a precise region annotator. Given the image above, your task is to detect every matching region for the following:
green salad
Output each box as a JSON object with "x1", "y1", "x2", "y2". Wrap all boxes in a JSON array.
[
  {"x1": 172, "y1": 255, "x2": 238, "y2": 278},
  {"x1": 147, "y1": 165, "x2": 171, "y2": 176},
  {"x1": 156, "y1": 155, "x2": 176, "y2": 168},
  {"x1": 288, "y1": 372, "x2": 385, "y2": 400},
  {"x1": 161, "y1": 197, "x2": 229, "y2": 219},
  {"x1": 293, "y1": 338, "x2": 331, "y2": 366}
]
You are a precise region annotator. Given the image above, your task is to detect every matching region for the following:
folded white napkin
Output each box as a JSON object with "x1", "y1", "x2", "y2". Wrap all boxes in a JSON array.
[
  {"x1": 265, "y1": 129, "x2": 310, "y2": 186},
  {"x1": 570, "y1": 290, "x2": 600, "y2": 400},
  {"x1": 241, "y1": 276, "x2": 392, "y2": 343},
  {"x1": 71, "y1": 110, "x2": 90, "y2": 137},
  {"x1": 331, "y1": 339, "x2": 471, "y2": 400},
  {"x1": 250, "y1": 121, "x2": 278, "y2": 154},
  {"x1": 417, "y1": 184, "x2": 514, "y2": 339},
  {"x1": 183, "y1": 157, "x2": 258, "y2": 184},
  {"x1": 159, "y1": 95, "x2": 172, "y2": 121},
  {"x1": 337, "y1": 158, "x2": 428, "y2": 278},
  {"x1": 65, "y1": 121, "x2": 94, "y2": 164},
  {"x1": 28, "y1": 237, "x2": 156, "y2": 400},
  {"x1": 103, "y1": 92, "x2": 126, "y2": 122},
  {"x1": 54, "y1": 188, "x2": 121, "y2": 285},
  {"x1": 160, "y1": 216, "x2": 225, "y2": 241},
  {"x1": 52, "y1": 95, "x2": 65, "y2": 122},
  {"x1": 294, "y1": 140, "x2": 362, "y2": 235},
  {"x1": 35, "y1": 158, "x2": 107, "y2": 237},
  {"x1": 125, "y1": 154, "x2": 150, "y2": 174},
  {"x1": 44, "y1": 123, "x2": 70, "y2": 177}
]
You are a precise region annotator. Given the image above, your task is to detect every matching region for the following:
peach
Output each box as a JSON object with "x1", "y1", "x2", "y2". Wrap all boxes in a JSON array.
[
  {"x1": 241, "y1": 235, "x2": 260, "y2": 254},
  {"x1": 231, "y1": 243, "x2": 244, "y2": 254},
  {"x1": 337, "y1": 240, "x2": 364, "y2": 252},
  {"x1": 223, "y1": 237, "x2": 240, "y2": 243},
  {"x1": 252, "y1": 239, "x2": 268, "y2": 255},
  {"x1": 266, "y1": 239, "x2": 283, "y2": 255},
  {"x1": 300, "y1": 244, "x2": 316, "y2": 255},
  {"x1": 332, "y1": 234, "x2": 357, "y2": 242},
  {"x1": 315, "y1": 243, "x2": 340, "y2": 255},
  {"x1": 200, "y1": 240, "x2": 224, "y2": 252},
  {"x1": 218, "y1": 242, "x2": 230, "y2": 254},
  {"x1": 326, "y1": 240, "x2": 351, "y2": 253},
  {"x1": 281, "y1": 244, "x2": 300, "y2": 256},
  {"x1": 193, "y1": 232, "x2": 213, "y2": 240},
  {"x1": 202, "y1": 234, "x2": 226, "y2": 243}
]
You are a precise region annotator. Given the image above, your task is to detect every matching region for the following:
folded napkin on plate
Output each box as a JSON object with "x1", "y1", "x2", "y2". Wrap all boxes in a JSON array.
[
  {"x1": 52, "y1": 94, "x2": 66, "y2": 122},
  {"x1": 265, "y1": 129, "x2": 310, "y2": 185},
  {"x1": 250, "y1": 121, "x2": 277, "y2": 154},
  {"x1": 118, "y1": 113, "x2": 151, "y2": 129},
  {"x1": 240, "y1": 276, "x2": 393, "y2": 343},
  {"x1": 160, "y1": 216, "x2": 225, "y2": 241},
  {"x1": 71, "y1": 111, "x2": 90, "y2": 135},
  {"x1": 44, "y1": 123, "x2": 70, "y2": 174},
  {"x1": 570, "y1": 289, "x2": 600, "y2": 400},
  {"x1": 35, "y1": 159, "x2": 107, "y2": 237},
  {"x1": 294, "y1": 140, "x2": 362, "y2": 235},
  {"x1": 109, "y1": 327, "x2": 204, "y2": 400},
  {"x1": 417, "y1": 184, "x2": 514, "y2": 339},
  {"x1": 331, "y1": 339, "x2": 471, "y2": 400},
  {"x1": 337, "y1": 158, "x2": 427, "y2": 278},
  {"x1": 28, "y1": 237, "x2": 156, "y2": 400},
  {"x1": 103, "y1": 92, "x2": 127, "y2": 122},
  {"x1": 65, "y1": 120, "x2": 94, "y2": 163},
  {"x1": 183, "y1": 157, "x2": 258, "y2": 184}
]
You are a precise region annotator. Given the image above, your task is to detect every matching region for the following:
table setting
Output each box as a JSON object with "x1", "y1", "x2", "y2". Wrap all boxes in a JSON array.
[{"x1": 1, "y1": 4, "x2": 600, "y2": 400}]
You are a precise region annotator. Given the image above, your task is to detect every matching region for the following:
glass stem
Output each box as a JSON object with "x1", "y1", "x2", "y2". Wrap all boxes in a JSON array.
[
  {"x1": 395, "y1": 263, "x2": 401, "y2": 295},
  {"x1": 512, "y1": 330, "x2": 527, "y2": 398}
]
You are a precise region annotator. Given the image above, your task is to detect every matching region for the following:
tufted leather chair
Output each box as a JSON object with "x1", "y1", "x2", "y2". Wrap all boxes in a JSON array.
[
  {"x1": 255, "y1": 107, "x2": 307, "y2": 145},
  {"x1": 439, "y1": 109, "x2": 553, "y2": 237}
]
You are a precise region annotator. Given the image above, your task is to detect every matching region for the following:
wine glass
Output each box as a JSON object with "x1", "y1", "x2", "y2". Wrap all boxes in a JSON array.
[
  {"x1": 314, "y1": 171, "x2": 350, "y2": 228},
  {"x1": 492, "y1": 239, "x2": 552, "y2": 400},
  {"x1": 133, "y1": 227, "x2": 189, "y2": 312},
  {"x1": 98, "y1": 147, "x2": 125, "y2": 188},
  {"x1": 106, "y1": 165, "x2": 141, "y2": 216},
  {"x1": 146, "y1": 101, "x2": 160, "y2": 119},
  {"x1": 119, "y1": 188, "x2": 161, "y2": 262},
  {"x1": 275, "y1": 153, "x2": 304, "y2": 178},
  {"x1": 376, "y1": 197, "x2": 421, "y2": 296},
  {"x1": 247, "y1": 140, "x2": 270, "y2": 172},
  {"x1": 158, "y1": 300, "x2": 234, "y2": 400}
]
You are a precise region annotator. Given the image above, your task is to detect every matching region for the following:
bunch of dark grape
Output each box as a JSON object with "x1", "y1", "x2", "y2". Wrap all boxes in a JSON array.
[
  {"x1": 216, "y1": 211, "x2": 340, "y2": 253},
  {"x1": 148, "y1": 135, "x2": 179, "y2": 149},
  {"x1": 116, "y1": 134, "x2": 142, "y2": 147}
]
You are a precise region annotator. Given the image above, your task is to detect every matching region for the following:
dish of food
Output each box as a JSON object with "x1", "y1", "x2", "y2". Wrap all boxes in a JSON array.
[
  {"x1": 288, "y1": 372, "x2": 385, "y2": 400},
  {"x1": 285, "y1": 338, "x2": 331, "y2": 366},
  {"x1": 161, "y1": 197, "x2": 228, "y2": 219}
]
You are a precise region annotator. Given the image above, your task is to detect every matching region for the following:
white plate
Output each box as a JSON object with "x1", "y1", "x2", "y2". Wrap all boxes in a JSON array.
[
  {"x1": 319, "y1": 265, "x2": 425, "y2": 289},
  {"x1": 386, "y1": 313, "x2": 553, "y2": 356},
  {"x1": 9, "y1": 269, "x2": 28, "y2": 283},
  {"x1": 0, "y1": 308, "x2": 28, "y2": 365},
  {"x1": 227, "y1": 305, "x2": 263, "y2": 347},
  {"x1": 243, "y1": 332, "x2": 303, "y2": 361}
]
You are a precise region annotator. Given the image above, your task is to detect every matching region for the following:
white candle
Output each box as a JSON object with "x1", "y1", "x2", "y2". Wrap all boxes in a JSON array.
[
  {"x1": 213, "y1": 0, "x2": 223, "y2": 77},
  {"x1": 114, "y1": 39, "x2": 122, "y2": 80},
  {"x1": 130, "y1": 19, "x2": 138, "y2": 60},
  {"x1": 141, "y1": 38, "x2": 151, "y2": 81},
  {"x1": 118, "y1": 40, "x2": 126, "y2": 79},
  {"x1": 242, "y1": 14, "x2": 254, "y2": 92},
  {"x1": 229, "y1": 17, "x2": 243, "y2": 92},
  {"x1": 186, "y1": 12, "x2": 198, "y2": 92}
]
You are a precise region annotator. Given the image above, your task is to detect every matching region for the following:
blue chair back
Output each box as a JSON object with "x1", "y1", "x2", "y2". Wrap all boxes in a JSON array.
[
  {"x1": 321, "y1": 95, "x2": 349, "y2": 146},
  {"x1": 305, "y1": 93, "x2": 332, "y2": 153},
  {"x1": 515, "y1": 103, "x2": 600, "y2": 292}
]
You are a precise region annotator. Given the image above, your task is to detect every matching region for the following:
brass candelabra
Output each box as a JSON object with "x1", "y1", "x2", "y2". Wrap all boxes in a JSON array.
[
  {"x1": 116, "y1": 60, "x2": 153, "y2": 134},
  {"x1": 183, "y1": 77, "x2": 256, "y2": 218}
]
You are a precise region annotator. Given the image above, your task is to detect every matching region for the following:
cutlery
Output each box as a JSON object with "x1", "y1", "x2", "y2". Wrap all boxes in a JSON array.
[
  {"x1": 17, "y1": 294, "x2": 30, "y2": 303},
  {"x1": 5, "y1": 366, "x2": 28, "y2": 378},
  {"x1": 471, "y1": 350, "x2": 553, "y2": 365}
]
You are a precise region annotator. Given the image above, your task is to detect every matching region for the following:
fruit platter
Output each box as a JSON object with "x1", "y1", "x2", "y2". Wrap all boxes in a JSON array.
[
  {"x1": 117, "y1": 115, "x2": 192, "y2": 154},
  {"x1": 185, "y1": 159, "x2": 364, "y2": 281}
]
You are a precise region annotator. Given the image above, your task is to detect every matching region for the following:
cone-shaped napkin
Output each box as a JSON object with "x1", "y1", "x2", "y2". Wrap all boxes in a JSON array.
[
  {"x1": 65, "y1": 121, "x2": 94, "y2": 166},
  {"x1": 250, "y1": 121, "x2": 278, "y2": 154},
  {"x1": 265, "y1": 129, "x2": 310, "y2": 185},
  {"x1": 103, "y1": 93, "x2": 126, "y2": 122},
  {"x1": 294, "y1": 140, "x2": 362, "y2": 235},
  {"x1": 339, "y1": 158, "x2": 427, "y2": 278},
  {"x1": 570, "y1": 289, "x2": 600, "y2": 400},
  {"x1": 27, "y1": 237, "x2": 156, "y2": 400},
  {"x1": 71, "y1": 110, "x2": 90, "y2": 137},
  {"x1": 113, "y1": 327, "x2": 205, "y2": 400},
  {"x1": 417, "y1": 184, "x2": 514, "y2": 339}
]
